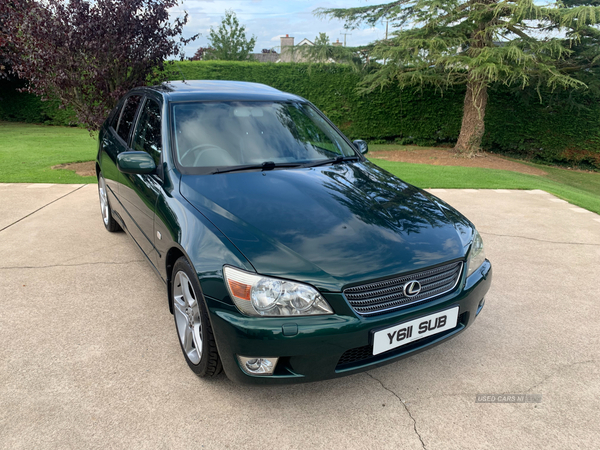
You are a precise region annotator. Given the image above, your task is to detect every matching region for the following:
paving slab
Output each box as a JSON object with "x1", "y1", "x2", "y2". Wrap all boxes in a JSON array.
[{"x1": 1, "y1": 186, "x2": 599, "y2": 450}]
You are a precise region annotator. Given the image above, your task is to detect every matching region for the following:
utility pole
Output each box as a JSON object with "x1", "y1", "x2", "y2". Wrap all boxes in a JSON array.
[
  {"x1": 382, "y1": 19, "x2": 389, "y2": 65},
  {"x1": 340, "y1": 32, "x2": 352, "y2": 47}
]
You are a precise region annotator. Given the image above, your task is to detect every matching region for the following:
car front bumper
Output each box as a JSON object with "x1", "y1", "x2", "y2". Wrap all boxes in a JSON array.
[{"x1": 206, "y1": 260, "x2": 492, "y2": 384}]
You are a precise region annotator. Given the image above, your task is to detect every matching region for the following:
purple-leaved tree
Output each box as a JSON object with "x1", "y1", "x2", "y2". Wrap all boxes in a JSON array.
[
  {"x1": 0, "y1": 1, "x2": 29, "y2": 78},
  {"x1": 190, "y1": 47, "x2": 214, "y2": 61},
  {"x1": 10, "y1": 0, "x2": 195, "y2": 130}
]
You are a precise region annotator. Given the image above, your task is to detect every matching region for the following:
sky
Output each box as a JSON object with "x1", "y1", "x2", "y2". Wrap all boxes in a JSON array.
[{"x1": 170, "y1": 1, "x2": 388, "y2": 58}]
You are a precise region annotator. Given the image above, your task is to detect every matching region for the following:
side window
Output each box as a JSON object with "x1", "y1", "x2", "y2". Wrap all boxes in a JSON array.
[
  {"x1": 132, "y1": 98, "x2": 162, "y2": 165},
  {"x1": 116, "y1": 95, "x2": 142, "y2": 143},
  {"x1": 110, "y1": 104, "x2": 122, "y2": 130}
]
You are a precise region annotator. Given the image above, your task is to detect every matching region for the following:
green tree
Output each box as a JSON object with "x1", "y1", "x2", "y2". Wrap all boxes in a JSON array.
[
  {"x1": 559, "y1": 0, "x2": 600, "y2": 97},
  {"x1": 206, "y1": 10, "x2": 256, "y2": 61},
  {"x1": 314, "y1": 32, "x2": 330, "y2": 46},
  {"x1": 317, "y1": 0, "x2": 600, "y2": 156}
]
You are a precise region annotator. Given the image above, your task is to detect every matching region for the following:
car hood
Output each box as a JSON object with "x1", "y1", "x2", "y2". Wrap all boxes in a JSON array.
[{"x1": 180, "y1": 161, "x2": 473, "y2": 292}]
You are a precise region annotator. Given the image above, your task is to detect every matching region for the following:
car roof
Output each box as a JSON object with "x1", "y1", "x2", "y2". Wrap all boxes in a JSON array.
[{"x1": 142, "y1": 80, "x2": 305, "y2": 103}]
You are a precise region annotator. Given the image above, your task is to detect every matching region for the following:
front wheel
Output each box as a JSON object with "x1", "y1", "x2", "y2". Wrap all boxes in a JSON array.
[
  {"x1": 98, "y1": 173, "x2": 121, "y2": 232},
  {"x1": 171, "y1": 257, "x2": 222, "y2": 377}
]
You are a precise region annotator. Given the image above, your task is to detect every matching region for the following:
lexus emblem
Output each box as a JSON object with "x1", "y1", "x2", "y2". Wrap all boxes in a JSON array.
[{"x1": 403, "y1": 280, "x2": 422, "y2": 297}]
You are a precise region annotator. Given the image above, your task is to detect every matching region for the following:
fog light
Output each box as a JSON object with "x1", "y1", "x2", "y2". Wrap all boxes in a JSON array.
[
  {"x1": 476, "y1": 297, "x2": 485, "y2": 315},
  {"x1": 237, "y1": 356, "x2": 278, "y2": 376}
]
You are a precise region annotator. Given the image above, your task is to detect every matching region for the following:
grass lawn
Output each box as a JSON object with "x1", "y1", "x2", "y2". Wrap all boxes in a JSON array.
[
  {"x1": 1, "y1": 122, "x2": 598, "y2": 213},
  {"x1": 368, "y1": 143, "x2": 600, "y2": 214},
  {"x1": 0, "y1": 122, "x2": 97, "y2": 183},
  {"x1": 371, "y1": 159, "x2": 600, "y2": 214}
]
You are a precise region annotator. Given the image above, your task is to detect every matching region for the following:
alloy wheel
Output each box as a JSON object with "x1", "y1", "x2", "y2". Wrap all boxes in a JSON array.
[
  {"x1": 173, "y1": 271, "x2": 203, "y2": 364},
  {"x1": 98, "y1": 176, "x2": 109, "y2": 226}
]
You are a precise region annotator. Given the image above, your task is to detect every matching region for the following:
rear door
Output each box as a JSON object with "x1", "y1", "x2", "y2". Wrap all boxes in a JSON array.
[{"x1": 119, "y1": 95, "x2": 164, "y2": 267}]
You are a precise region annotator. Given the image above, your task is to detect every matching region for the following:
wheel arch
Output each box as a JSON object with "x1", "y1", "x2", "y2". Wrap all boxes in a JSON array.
[{"x1": 165, "y1": 246, "x2": 189, "y2": 314}]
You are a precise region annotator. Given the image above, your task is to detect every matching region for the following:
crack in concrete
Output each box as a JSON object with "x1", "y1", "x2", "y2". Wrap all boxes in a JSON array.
[
  {"x1": 366, "y1": 372, "x2": 427, "y2": 450},
  {"x1": 481, "y1": 231, "x2": 600, "y2": 247},
  {"x1": 0, "y1": 185, "x2": 87, "y2": 233},
  {"x1": 0, "y1": 260, "x2": 145, "y2": 270},
  {"x1": 525, "y1": 359, "x2": 597, "y2": 394},
  {"x1": 59, "y1": 240, "x2": 127, "y2": 266}
]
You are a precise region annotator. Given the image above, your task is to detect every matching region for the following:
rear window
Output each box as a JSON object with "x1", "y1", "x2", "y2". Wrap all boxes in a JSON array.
[{"x1": 116, "y1": 95, "x2": 142, "y2": 143}]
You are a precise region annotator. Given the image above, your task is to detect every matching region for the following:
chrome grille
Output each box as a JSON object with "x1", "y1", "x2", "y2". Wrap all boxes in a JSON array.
[{"x1": 343, "y1": 261, "x2": 463, "y2": 316}]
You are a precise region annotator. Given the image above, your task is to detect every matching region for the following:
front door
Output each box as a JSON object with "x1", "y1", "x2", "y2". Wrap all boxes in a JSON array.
[{"x1": 119, "y1": 96, "x2": 164, "y2": 268}]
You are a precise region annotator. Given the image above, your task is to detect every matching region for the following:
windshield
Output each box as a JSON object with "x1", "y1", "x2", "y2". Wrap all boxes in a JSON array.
[{"x1": 171, "y1": 101, "x2": 358, "y2": 172}]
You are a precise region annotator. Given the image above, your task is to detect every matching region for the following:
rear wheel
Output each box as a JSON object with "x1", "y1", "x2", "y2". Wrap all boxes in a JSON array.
[
  {"x1": 171, "y1": 257, "x2": 222, "y2": 377},
  {"x1": 98, "y1": 173, "x2": 121, "y2": 232}
]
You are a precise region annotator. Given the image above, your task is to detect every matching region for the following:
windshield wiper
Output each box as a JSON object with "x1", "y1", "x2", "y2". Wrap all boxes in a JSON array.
[
  {"x1": 211, "y1": 156, "x2": 360, "y2": 174},
  {"x1": 303, "y1": 155, "x2": 360, "y2": 168},
  {"x1": 211, "y1": 161, "x2": 302, "y2": 174}
]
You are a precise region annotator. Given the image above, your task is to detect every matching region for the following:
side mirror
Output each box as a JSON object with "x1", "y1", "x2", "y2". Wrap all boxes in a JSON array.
[
  {"x1": 117, "y1": 151, "x2": 156, "y2": 175},
  {"x1": 353, "y1": 139, "x2": 368, "y2": 155}
]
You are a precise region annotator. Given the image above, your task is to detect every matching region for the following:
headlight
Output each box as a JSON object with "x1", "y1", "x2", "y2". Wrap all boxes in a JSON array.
[
  {"x1": 466, "y1": 230, "x2": 486, "y2": 278},
  {"x1": 223, "y1": 266, "x2": 334, "y2": 317}
]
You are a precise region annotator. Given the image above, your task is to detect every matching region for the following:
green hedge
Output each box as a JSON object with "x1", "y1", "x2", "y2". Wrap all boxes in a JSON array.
[
  {"x1": 2, "y1": 61, "x2": 599, "y2": 168},
  {"x1": 0, "y1": 79, "x2": 76, "y2": 126},
  {"x1": 484, "y1": 87, "x2": 600, "y2": 168}
]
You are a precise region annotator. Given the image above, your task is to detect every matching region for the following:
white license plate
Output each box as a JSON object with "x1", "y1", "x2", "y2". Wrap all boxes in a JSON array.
[{"x1": 372, "y1": 307, "x2": 459, "y2": 355}]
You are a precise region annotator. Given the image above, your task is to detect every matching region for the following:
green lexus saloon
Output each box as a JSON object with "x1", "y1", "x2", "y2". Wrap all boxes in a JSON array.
[{"x1": 96, "y1": 80, "x2": 492, "y2": 384}]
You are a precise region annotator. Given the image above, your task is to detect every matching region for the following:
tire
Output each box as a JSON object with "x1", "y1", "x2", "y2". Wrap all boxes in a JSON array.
[
  {"x1": 171, "y1": 257, "x2": 222, "y2": 377},
  {"x1": 98, "y1": 172, "x2": 121, "y2": 232}
]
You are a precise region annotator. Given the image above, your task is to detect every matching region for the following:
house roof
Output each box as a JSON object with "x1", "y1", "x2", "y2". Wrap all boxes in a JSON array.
[{"x1": 296, "y1": 38, "x2": 314, "y2": 46}]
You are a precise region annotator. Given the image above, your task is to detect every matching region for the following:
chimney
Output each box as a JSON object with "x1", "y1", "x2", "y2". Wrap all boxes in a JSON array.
[
  {"x1": 280, "y1": 34, "x2": 295, "y2": 49},
  {"x1": 280, "y1": 34, "x2": 295, "y2": 62}
]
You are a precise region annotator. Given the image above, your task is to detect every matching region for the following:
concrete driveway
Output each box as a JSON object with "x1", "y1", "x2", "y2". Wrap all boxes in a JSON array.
[{"x1": 1, "y1": 183, "x2": 599, "y2": 450}]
